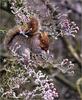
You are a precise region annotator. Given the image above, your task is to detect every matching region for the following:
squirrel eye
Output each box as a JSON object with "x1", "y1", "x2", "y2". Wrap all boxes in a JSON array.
[{"x1": 42, "y1": 40, "x2": 44, "y2": 43}]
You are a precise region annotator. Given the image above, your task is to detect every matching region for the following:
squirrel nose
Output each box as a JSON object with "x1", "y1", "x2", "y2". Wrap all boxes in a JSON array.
[
  {"x1": 46, "y1": 50, "x2": 49, "y2": 54},
  {"x1": 42, "y1": 49, "x2": 49, "y2": 55},
  {"x1": 44, "y1": 48, "x2": 49, "y2": 54}
]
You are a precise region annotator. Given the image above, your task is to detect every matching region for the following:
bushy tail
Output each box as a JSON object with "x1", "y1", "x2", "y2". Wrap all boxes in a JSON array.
[{"x1": 4, "y1": 26, "x2": 20, "y2": 49}]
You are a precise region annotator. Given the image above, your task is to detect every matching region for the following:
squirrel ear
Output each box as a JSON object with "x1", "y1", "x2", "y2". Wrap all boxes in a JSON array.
[
  {"x1": 39, "y1": 33, "x2": 43, "y2": 38},
  {"x1": 44, "y1": 32, "x2": 48, "y2": 36},
  {"x1": 39, "y1": 32, "x2": 48, "y2": 38}
]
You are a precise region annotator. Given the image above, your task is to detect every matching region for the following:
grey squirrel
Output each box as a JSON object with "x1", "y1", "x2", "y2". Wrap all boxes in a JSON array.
[
  {"x1": 4, "y1": 17, "x2": 49, "y2": 65},
  {"x1": 4, "y1": 17, "x2": 39, "y2": 48}
]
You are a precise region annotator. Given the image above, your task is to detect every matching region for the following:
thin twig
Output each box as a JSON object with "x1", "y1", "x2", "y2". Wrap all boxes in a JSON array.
[
  {"x1": 55, "y1": 73, "x2": 77, "y2": 91},
  {"x1": 76, "y1": 77, "x2": 82, "y2": 100},
  {"x1": 62, "y1": 37, "x2": 82, "y2": 67}
]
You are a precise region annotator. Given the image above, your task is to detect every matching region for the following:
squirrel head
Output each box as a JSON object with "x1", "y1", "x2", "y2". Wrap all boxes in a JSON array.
[{"x1": 39, "y1": 32, "x2": 49, "y2": 52}]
